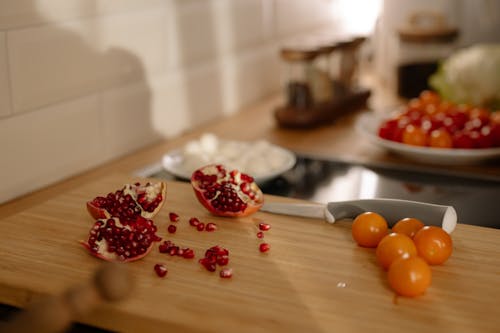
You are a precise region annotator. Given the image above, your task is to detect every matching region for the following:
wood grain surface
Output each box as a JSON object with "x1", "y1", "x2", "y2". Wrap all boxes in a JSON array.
[{"x1": 1, "y1": 174, "x2": 500, "y2": 333}]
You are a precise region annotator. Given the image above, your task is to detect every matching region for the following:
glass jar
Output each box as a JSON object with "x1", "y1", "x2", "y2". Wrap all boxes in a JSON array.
[{"x1": 280, "y1": 46, "x2": 318, "y2": 109}]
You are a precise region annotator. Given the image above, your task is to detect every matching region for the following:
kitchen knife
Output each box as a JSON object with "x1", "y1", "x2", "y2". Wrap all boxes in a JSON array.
[{"x1": 260, "y1": 199, "x2": 457, "y2": 234}]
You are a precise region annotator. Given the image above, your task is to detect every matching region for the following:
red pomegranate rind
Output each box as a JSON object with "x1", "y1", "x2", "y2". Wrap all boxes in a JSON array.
[
  {"x1": 86, "y1": 181, "x2": 166, "y2": 222},
  {"x1": 80, "y1": 216, "x2": 161, "y2": 262},
  {"x1": 191, "y1": 164, "x2": 264, "y2": 217}
]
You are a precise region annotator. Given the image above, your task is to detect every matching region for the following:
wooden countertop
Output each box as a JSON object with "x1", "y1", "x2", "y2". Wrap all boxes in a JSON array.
[
  {"x1": 1, "y1": 82, "x2": 500, "y2": 332},
  {"x1": 1, "y1": 175, "x2": 500, "y2": 333}
]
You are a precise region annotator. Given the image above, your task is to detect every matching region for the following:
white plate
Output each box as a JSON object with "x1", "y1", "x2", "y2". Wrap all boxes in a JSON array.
[
  {"x1": 356, "y1": 112, "x2": 500, "y2": 165},
  {"x1": 162, "y1": 140, "x2": 296, "y2": 184}
]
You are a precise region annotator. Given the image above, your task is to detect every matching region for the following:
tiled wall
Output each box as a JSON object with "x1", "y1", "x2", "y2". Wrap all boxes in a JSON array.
[{"x1": 0, "y1": 0, "x2": 340, "y2": 203}]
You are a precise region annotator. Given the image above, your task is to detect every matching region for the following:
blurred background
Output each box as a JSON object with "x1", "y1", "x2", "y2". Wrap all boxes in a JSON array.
[{"x1": 0, "y1": 0, "x2": 499, "y2": 204}]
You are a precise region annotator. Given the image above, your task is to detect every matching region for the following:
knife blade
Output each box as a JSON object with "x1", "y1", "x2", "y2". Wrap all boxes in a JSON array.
[{"x1": 260, "y1": 199, "x2": 457, "y2": 234}]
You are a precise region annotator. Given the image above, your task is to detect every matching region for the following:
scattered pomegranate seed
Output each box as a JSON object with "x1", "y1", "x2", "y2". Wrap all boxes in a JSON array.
[
  {"x1": 199, "y1": 258, "x2": 217, "y2": 272},
  {"x1": 189, "y1": 217, "x2": 200, "y2": 227},
  {"x1": 205, "y1": 222, "x2": 217, "y2": 232},
  {"x1": 168, "y1": 246, "x2": 179, "y2": 256},
  {"x1": 159, "y1": 241, "x2": 194, "y2": 259},
  {"x1": 256, "y1": 231, "x2": 264, "y2": 239},
  {"x1": 217, "y1": 255, "x2": 229, "y2": 266},
  {"x1": 196, "y1": 222, "x2": 205, "y2": 231},
  {"x1": 200, "y1": 245, "x2": 230, "y2": 272},
  {"x1": 259, "y1": 223, "x2": 271, "y2": 231},
  {"x1": 167, "y1": 224, "x2": 177, "y2": 234},
  {"x1": 169, "y1": 212, "x2": 180, "y2": 222},
  {"x1": 182, "y1": 248, "x2": 195, "y2": 259},
  {"x1": 220, "y1": 268, "x2": 233, "y2": 278},
  {"x1": 259, "y1": 243, "x2": 271, "y2": 253},
  {"x1": 158, "y1": 240, "x2": 172, "y2": 253},
  {"x1": 154, "y1": 264, "x2": 168, "y2": 277}
]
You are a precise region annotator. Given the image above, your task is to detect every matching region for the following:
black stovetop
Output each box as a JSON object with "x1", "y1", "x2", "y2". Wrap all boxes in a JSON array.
[{"x1": 142, "y1": 156, "x2": 500, "y2": 229}]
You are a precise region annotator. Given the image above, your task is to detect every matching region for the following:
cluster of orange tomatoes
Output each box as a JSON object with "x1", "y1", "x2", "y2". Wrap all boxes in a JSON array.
[
  {"x1": 378, "y1": 90, "x2": 500, "y2": 149},
  {"x1": 351, "y1": 212, "x2": 453, "y2": 297}
]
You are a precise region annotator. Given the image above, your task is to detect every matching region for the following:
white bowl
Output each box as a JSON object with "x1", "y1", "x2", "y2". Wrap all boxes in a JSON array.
[{"x1": 356, "y1": 112, "x2": 500, "y2": 165}]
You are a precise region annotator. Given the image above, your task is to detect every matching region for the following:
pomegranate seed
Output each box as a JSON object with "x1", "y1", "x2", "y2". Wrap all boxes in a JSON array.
[
  {"x1": 259, "y1": 243, "x2": 271, "y2": 252},
  {"x1": 196, "y1": 223, "x2": 205, "y2": 231},
  {"x1": 189, "y1": 217, "x2": 200, "y2": 227},
  {"x1": 169, "y1": 246, "x2": 179, "y2": 256},
  {"x1": 217, "y1": 255, "x2": 229, "y2": 266},
  {"x1": 256, "y1": 231, "x2": 264, "y2": 239},
  {"x1": 154, "y1": 264, "x2": 168, "y2": 277},
  {"x1": 205, "y1": 222, "x2": 217, "y2": 232},
  {"x1": 199, "y1": 245, "x2": 230, "y2": 272},
  {"x1": 158, "y1": 240, "x2": 172, "y2": 253},
  {"x1": 182, "y1": 248, "x2": 195, "y2": 259},
  {"x1": 199, "y1": 258, "x2": 217, "y2": 272},
  {"x1": 169, "y1": 212, "x2": 179, "y2": 222},
  {"x1": 219, "y1": 268, "x2": 233, "y2": 278},
  {"x1": 167, "y1": 224, "x2": 177, "y2": 234},
  {"x1": 259, "y1": 223, "x2": 271, "y2": 231}
]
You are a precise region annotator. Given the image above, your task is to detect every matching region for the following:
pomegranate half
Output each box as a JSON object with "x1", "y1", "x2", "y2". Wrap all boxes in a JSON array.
[
  {"x1": 87, "y1": 181, "x2": 166, "y2": 223},
  {"x1": 81, "y1": 216, "x2": 161, "y2": 262},
  {"x1": 191, "y1": 164, "x2": 264, "y2": 217}
]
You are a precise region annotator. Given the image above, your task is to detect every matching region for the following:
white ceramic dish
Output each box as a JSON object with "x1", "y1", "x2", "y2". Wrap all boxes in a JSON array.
[
  {"x1": 162, "y1": 140, "x2": 296, "y2": 184},
  {"x1": 356, "y1": 112, "x2": 500, "y2": 165}
]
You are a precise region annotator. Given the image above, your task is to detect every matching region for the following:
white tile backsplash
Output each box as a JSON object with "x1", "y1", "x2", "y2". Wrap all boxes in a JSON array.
[
  {"x1": 0, "y1": 32, "x2": 11, "y2": 118},
  {"x1": 0, "y1": 95, "x2": 104, "y2": 203},
  {"x1": 0, "y1": 0, "x2": 340, "y2": 203},
  {"x1": 8, "y1": 9, "x2": 167, "y2": 113},
  {"x1": 101, "y1": 80, "x2": 163, "y2": 158},
  {"x1": 174, "y1": 0, "x2": 218, "y2": 66},
  {"x1": 0, "y1": 0, "x2": 167, "y2": 30}
]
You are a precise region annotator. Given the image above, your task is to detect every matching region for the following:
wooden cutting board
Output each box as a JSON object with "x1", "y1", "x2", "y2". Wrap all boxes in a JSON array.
[{"x1": 1, "y1": 173, "x2": 500, "y2": 333}]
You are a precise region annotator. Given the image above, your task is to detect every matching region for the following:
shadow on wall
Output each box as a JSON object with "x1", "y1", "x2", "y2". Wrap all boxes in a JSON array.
[{"x1": 0, "y1": 1, "x2": 157, "y2": 204}]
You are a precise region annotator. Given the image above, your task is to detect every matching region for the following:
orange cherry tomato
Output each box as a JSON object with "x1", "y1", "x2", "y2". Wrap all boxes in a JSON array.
[
  {"x1": 388, "y1": 256, "x2": 432, "y2": 297},
  {"x1": 402, "y1": 125, "x2": 428, "y2": 146},
  {"x1": 413, "y1": 226, "x2": 453, "y2": 265},
  {"x1": 392, "y1": 217, "x2": 425, "y2": 238},
  {"x1": 376, "y1": 233, "x2": 417, "y2": 270},
  {"x1": 352, "y1": 212, "x2": 388, "y2": 248},
  {"x1": 419, "y1": 90, "x2": 441, "y2": 106},
  {"x1": 429, "y1": 128, "x2": 453, "y2": 148}
]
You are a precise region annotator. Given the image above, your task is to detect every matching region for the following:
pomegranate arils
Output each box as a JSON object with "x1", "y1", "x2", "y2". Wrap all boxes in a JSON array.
[
  {"x1": 169, "y1": 212, "x2": 180, "y2": 222},
  {"x1": 167, "y1": 224, "x2": 177, "y2": 234},
  {"x1": 154, "y1": 264, "x2": 168, "y2": 277},
  {"x1": 81, "y1": 216, "x2": 160, "y2": 262},
  {"x1": 87, "y1": 182, "x2": 166, "y2": 223},
  {"x1": 158, "y1": 240, "x2": 195, "y2": 259},
  {"x1": 199, "y1": 258, "x2": 217, "y2": 272},
  {"x1": 205, "y1": 222, "x2": 217, "y2": 232},
  {"x1": 189, "y1": 217, "x2": 200, "y2": 227},
  {"x1": 256, "y1": 231, "x2": 264, "y2": 239},
  {"x1": 258, "y1": 223, "x2": 271, "y2": 231},
  {"x1": 200, "y1": 245, "x2": 231, "y2": 274},
  {"x1": 191, "y1": 164, "x2": 264, "y2": 217},
  {"x1": 220, "y1": 268, "x2": 233, "y2": 279},
  {"x1": 182, "y1": 248, "x2": 195, "y2": 259},
  {"x1": 217, "y1": 255, "x2": 229, "y2": 266},
  {"x1": 259, "y1": 243, "x2": 271, "y2": 253},
  {"x1": 196, "y1": 222, "x2": 205, "y2": 231}
]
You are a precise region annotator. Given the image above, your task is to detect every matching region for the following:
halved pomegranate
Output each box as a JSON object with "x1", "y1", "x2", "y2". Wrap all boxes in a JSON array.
[
  {"x1": 87, "y1": 182, "x2": 166, "y2": 223},
  {"x1": 80, "y1": 216, "x2": 161, "y2": 262},
  {"x1": 191, "y1": 165, "x2": 264, "y2": 217}
]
